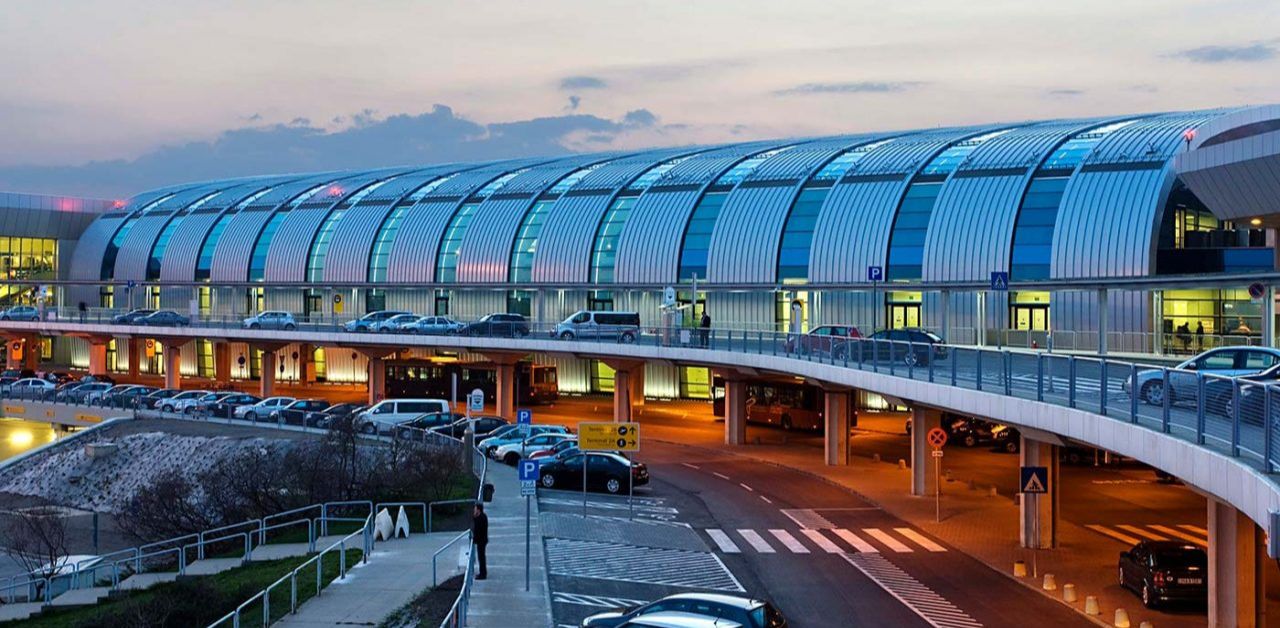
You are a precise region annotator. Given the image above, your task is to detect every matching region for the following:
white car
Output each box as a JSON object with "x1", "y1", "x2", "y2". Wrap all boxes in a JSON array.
[
  {"x1": 242, "y1": 311, "x2": 298, "y2": 330},
  {"x1": 157, "y1": 390, "x2": 212, "y2": 413},
  {"x1": 492, "y1": 433, "x2": 574, "y2": 465},
  {"x1": 4, "y1": 378, "x2": 55, "y2": 397},
  {"x1": 234, "y1": 396, "x2": 296, "y2": 421},
  {"x1": 1128, "y1": 346, "x2": 1280, "y2": 405},
  {"x1": 353, "y1": 398, "x2": 449, "y2": 434},
  {"x1": 170, "y1": 391, "x2": 224, "y2": 413},
  {"x1": 371, "y1": 314, "x2": 421, "y2": 333}
]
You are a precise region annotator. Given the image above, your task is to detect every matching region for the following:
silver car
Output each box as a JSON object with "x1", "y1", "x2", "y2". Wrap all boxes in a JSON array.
[
  {"x1": 243, "y1": 311, "x2": 298, "y2": 330},
  {"x1": 372, "y1": 314, "x2": 421, "y2": 333},
  {"x1": 1129, "y1": 346, "x2": 1280, "y2": 405},
  {"x1": 410, "y1": 316, "x2": 464, "y2": 335}
]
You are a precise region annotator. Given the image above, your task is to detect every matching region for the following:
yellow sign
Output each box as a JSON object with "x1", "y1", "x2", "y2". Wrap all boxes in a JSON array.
[
  {"x1": 9, "y1": 341, "x2": 21, "y2": 361},
  {"x1": 3, "y1": 405, "x2": 23, "y2": 415},
  {"x1": 145, "y1": 338, "x2": 156, "y2": 358},
  {"x1": 75, "y1": 414, "x2": 102, "y2": 424},
  {"x1": 578, "y1": 422, "x2": 639, "y2": 452}
]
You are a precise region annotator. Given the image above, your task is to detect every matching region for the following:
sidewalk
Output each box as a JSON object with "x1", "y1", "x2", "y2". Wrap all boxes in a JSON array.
[
  {"x1": 276, "y1": 531, "x2": 464, "y2": 627},
  {"x1": 466, "y1": 462, "x2": 554, "y2": 627}
]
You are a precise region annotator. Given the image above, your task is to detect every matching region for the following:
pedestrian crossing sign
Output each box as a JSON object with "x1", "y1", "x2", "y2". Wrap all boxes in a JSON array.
[{"x1": 1019, "y1": 466, "x2": 1048, "y2": 494}]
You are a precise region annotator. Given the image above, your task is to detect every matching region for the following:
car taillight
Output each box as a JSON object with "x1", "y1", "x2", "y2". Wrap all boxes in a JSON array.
[{"x1": 1153, "y1": 571, "x2": 1168, "y2": 587}]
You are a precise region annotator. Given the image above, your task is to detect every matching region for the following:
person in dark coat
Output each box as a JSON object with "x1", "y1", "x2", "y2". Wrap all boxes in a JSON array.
[
  {"x1": 472, "y1": 503, "x2": 488, "y2": 579},
  {"x1": 699, "y1": 311, "x2": 711, "y2": 347}
]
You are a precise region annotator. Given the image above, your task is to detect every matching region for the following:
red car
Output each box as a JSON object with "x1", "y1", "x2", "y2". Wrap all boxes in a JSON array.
[
  {"x1": 785, "y1": 325, "x2": 862, "y2": 356},
  {"x1": 528, "y1": 436, "x2": 579, "y2": 461}
]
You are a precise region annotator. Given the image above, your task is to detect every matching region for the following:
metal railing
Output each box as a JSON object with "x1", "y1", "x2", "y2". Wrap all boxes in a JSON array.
[{"x1": 438, "y1": 437, "x2": 488, "y2": 628}]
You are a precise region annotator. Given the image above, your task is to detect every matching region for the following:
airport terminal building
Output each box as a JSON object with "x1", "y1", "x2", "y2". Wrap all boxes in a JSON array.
[{"x1": 21, "y1": 105, "x2": 1280, "y2": 397}]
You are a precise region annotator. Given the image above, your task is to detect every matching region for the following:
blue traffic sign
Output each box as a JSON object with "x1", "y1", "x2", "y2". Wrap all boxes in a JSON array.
[
  {"x1": 518, "y1": 459, "x2": 541, "y2": 482},
  {"x1": 1019, "y1": 466, "x2": 1048, "y2": 494},
  {"x1": 126, "y1": 280, "x2": 137, "y2": 289},
  {"x1": 517, "y1": 408, "x2": 533, "y2": 425},
  {"x1": 990, "y1": 271, "x2": 1009, "y2": 292},
  {"x1": 867, "y1": 266, "x2": 883, "y2": 282}
]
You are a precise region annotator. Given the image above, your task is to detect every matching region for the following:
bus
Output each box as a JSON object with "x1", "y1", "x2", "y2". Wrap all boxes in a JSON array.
[
  {"x1": 383, "y1": 360, "x2": 558, "y2": 405},
  {"x1": 711, "y1": 376, "x2": 823, "y2": 431}
]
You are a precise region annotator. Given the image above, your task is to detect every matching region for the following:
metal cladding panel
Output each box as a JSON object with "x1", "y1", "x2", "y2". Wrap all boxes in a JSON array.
[
  {"x1": 850, "y1": 127, "x2": 987, "y2": 175},
  {"x1": 653, "y1": 142, "x2": 781, "y2": 186},
  {"x1": 209, "y1": 176, "x2": 337, "y2": 282},
  {"x1": 385, "y1": 199, "x2": 460, "y2": 283},
  {"x1": 1052, "y1": 168, "x2": 1172, "y2": 278},
  {"x1": 573, "y1": 148, "x2": 692, "y2": 191},
  {"x1": 425, "y1": 159, "x2": 540, "y2": 196},
  {"x1": 706, "y1": 292, "x2": 775, "y2": 331},
  {"x1": 263, "y1": 172, "x2": 401, "y2": 282},
  {"x1": 457, "y1": 197, "x2": 537, "y2": 283},
  {"x1": 744, "y1": 137, "x2": 862, "y2": 181},
  {"x1": 706, "y1": 185, "x2": 804, "y2": 283},
  {"x1": 530, "y1": 194, "x2": 613, "y2": 283},
  {"x1": 613, "y1": 189, "x2": 702, "y2": 284},
  {"x1": 112, "y1": 185, "x2": 222, "y2": 281},
  {"x1": 923, "y1": 174, "x2": 1029, "y2": 282},
  {"x1": 1086, "y1": 110, "x2": 1228, "y2": 165},
  {"x1": 808, "y1": 179, "x2": 910, "y2": 283},
  {"x1": 159, "y1": 182, "x2": 281, "y2": 282},
  {"x1": 1177, "y1": 130, "x2": 1280, "y2": 222},
  {"x1": 956, "y1": 119, "x2": 1101, "y2": 170},
  {"x1": 495, "y1": 155, "x2": 615, "y2": 195},
  {"x1": 322, "y1": 168, "x2": 464, "y2": 283},
  {"x1": 67, "y1": 215, "x2": 128, "y2": 282},
  {"x1": 812, "y1": 291, "x2": 877, "y2": 330}
]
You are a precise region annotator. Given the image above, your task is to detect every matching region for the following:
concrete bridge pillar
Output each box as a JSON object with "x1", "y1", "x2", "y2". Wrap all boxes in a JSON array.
[
  {"x1": 724, "y1": 377, "x2": 747, "y2": 446},
  {"x1": 1208, "y1": 498, "x2": 1264, "y2": 627},
  {"x1": 87, "y1": 337, "x2": 109, "y2": 375},
  {"x1": 1019, "y1": 435, "x2": 1059, "y2": 549},
  {"x1": 127, "y1": 337, "x2": 141, "y2": 379},
  {"x1": 260, "y1": 351, "x2": 277, "y2": 398},
  {"x1": 480, "y1": 352, "x2": 525, "y2": 419},
  {"x1": 910, "y1": 406, "x2": 941, "y2": 496},
  {"x1": 298, "y1": 344, "x2": 315, "y2": 383},
  {"x1": 1098, "y1": 288, "x2": 1109, "y2": 355},
  {"x1": 161, "y1": 339, "x2": 185, "y2": 390},
  {"x1": 603, "y1": 359, "x2": 644, "y2": 423},
  {"x1": 213, "y1": 342, "x2": 231, "y2": 384},
  {"x1": 823, "y1": 387, "x2": 852, "y2": 466},
  {"x1": 354, "y1": 346, "x2": 399, "y2": 406}
]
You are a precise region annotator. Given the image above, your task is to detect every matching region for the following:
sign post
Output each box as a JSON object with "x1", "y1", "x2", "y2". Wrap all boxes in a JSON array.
[
  {"x1": 578, "y1": 422, "x2": 640, "y2": 517},
  {"x1": 1020, "y1": 465, "x2": 1049, "y2": 577},
  {"x1": 867, "y1": 266, "x2": 883, "y2": 332},
  {"x1": 926, "y1": 427, "x2": 947, "y2": 522},
  {"x1": 518, "y1": 459, "x2": 540, "y2": 592}
]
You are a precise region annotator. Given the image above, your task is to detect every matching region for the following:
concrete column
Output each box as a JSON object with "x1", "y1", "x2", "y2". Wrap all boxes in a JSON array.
[
  {"x1": 260, "y1": 351, "x2": 277, "y2": 398},
  {"x1": 213, "y1": 342, "x2": 231, "y2": 384},
  {"x1": 1018, "y1": 436, "x2": 1059, "y2": 549},
  {"x1": 910, "y1": 406, "x2": 941, "y2": 496},
  {"x1": 480, "y1": 352, "x2": 525, "y2": 419},
  {"x1": 938, "y1": 289, "x2": 950, "y2": 341},
  {"x1": 613, "y1": 368, "x2": 633, "y2": 423},
  {"x1": 88, "y1": 338, "x2": 109, "y2": 375},
  {"x1": 127, "y1": 337, "x2": 141, "y2": 379},
  {"x1": 724, "y1": 378, "x2": 747, "y2": 446},
  {"x1": 299, "y1": 344, "x2": 316, "y2": 383},
  {"x1": 22, "y1": 338, "x2": 39, "y2": 371},
  {"x1": 629, "y1": 364, "x2": 645, "y2": 408},
  {"x1": 1208, "y1": 498, "x2": 1264, "y2": 628},
  {"x1": 976, "y1": 292, "x2": 987, "y2": 346},
  {"x1": 1264, "y1": 286, "x2": 1276, "y2": 348},
  {"x1": 162, "y1": 342, "x2": 182, "y2": 390},
  {"x1": 1098, "y1": 288, "x2": 1109, "y2": 355},
  {"x1": 823, "y1": 388, "x2": 851, "y2": 466},
  {"x1": 1153, "y1": 290, "x2": 1165, "y2": 355},
  {"x1": 367, "y1": 355, "x2": 386, "y2": 405}
]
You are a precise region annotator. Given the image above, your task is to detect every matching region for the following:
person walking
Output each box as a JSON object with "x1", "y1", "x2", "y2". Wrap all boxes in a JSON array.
[
  {"x1": 699, "y1": 311, "x2": 711, "y2": 347},
  {"x1": 1195, "y1": 321, "x2": 1205, "y2": 350},
  {"x1": 77, "y1": 301, "x2": 86, "y2": 323},
  {"x1": 472, "y1": 502, "x2": 489, "y2": 580}
]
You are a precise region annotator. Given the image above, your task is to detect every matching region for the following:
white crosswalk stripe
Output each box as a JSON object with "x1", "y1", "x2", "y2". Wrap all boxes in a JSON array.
[
  {"x1": 800, "y1": 528, "x2": 843, "y2": 553},
  {"x1": 703, "y1": 527, "x2": 946, "y2": 555},
  {"x1": 843, "y1": 553, "x2": 983, "y2": 628},
  {"x1": 545, "y1": 538, "x2": 744, "y2": 592},
  {"x1": 894, "y1": 528, "x2": 947, "y2": 552},
  {"x1": 769, "y1": 529, "x2": 809, "y2": 553},
  {"x1": 552, "y1": 592, "x2": 649, "y2": 608},
  {"x1": 781, "y1": 508, "x2": 836, "y2": 529},
  {"x1": 1085, "y1": 523, "x2": 1208, "y2": 547},
  {"x1": 706, "y1": 529, "x2": 741, "y2": 554},
  {"x1": 833, "y1": 529, "x2": 878, "y2": 553},
  {"x1": 737, "y1": 529, "x2": 775, "y2": 553},
  {"x1": 863, "y1": 528, "x2": 913, "y2": 553}
]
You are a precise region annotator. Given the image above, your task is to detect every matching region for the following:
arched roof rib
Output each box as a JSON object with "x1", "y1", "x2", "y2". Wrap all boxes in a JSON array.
[
  {"x1": 159, "y1": 178, "x2": 300, "y2": 283},
  {"x1": 111, "y1": 183, "x2": 229, "y2": 283},
  {"x1": 208, "y1": 174, "x2": 339, "y2": 283}
]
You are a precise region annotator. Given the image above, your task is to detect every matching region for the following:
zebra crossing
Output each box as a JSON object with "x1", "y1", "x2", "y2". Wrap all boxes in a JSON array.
[
  {"x1": 843, "y1": 553, "x2": 984, "y2": 628},
  {"x1": 545, "y1": 537, "x2": 746, "y2": 592},
  {"x1": 1085, "y1": 523, "x2": 1208, "y2": 547},
  {"x1": 702, "y1": 526, "x2": 948, "y2": 555}
]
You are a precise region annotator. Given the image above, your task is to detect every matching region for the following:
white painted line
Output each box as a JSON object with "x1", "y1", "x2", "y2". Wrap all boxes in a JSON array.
[
  {"x1": 759, "y1": 496, "x2": 773, "y2": 504},
  {"x1": 1180, "y1": 524, "x2": 1209, "y2": 535},
  {"x1": 800, "y1": 529, "x2": 843, "y2": 553},
  {"x1": 712, "y1": 472, "x2": 731, "y2": 481},
  {"x1": 769, "y1": 529, "x2": 810, "y2": 553},
  {"x1": 833, "y1": 529, "x2": 877, "y2": 553},
  {"x1": 1085, "y1": 524, "x2": 1142, "y2": 546},
  {"x1": 681, "y1": 463, "x2": 700, "y2": 470},
  {"x1": 737, "y1": 529, "x2": 775, "y2": 553},
  {"x1": 780, "y1": 508, "x2": 836, "y2": 530},
  {"x1": 863, "y1": 528, "x2": 913, "y2": 553},
  {"x1": 894, "y1": 528, "x2": 947, "y2": 552},
  {"x1": 739, "y1": 483, "x2": 754, "y2": 492},
  {"x1": 841, "y1": 553, "x2": 983, "y2": 628},
  {"x1": 1117, "y1": 524, "x2": 1168, "y2": 541},
  {"x1": 706, "y1": 529, "x2": 741, "y2": 554},
  {"x1": 1149, "y1": 525, "x2": 1208, "y2": 546},
  {"x1": 707, "y1": 550, "x2": 746, "y2": 593}
]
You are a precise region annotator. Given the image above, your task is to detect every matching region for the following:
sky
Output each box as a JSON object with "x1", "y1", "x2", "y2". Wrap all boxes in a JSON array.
[{"x1": 1, "y1": 0, "x2": 1278, "y2": 198}]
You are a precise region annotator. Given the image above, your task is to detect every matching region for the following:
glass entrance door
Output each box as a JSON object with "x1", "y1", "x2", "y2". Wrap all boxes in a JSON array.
[
  {"x1": 888, "y1": 304, "x2": 921, "y2": 329},
  {"x1": 1011, "y1": 305, "x2": 1049, "y2": 331}
]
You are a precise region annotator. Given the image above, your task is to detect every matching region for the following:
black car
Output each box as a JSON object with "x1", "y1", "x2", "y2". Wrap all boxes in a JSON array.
[
  {"x1": 111, "y1": 309, "x2": 156, "y2": 325},
  {"x1": 304, "y1": 402, "x2": 366, "y2": 429},
  {"x1": 461, "y1": 313, "x2": 530, "y2": 338},
  {"x1": 139, "y1": 388, "x2": 182, "y2": 409},
  {"x1": 1119, "y1": 541, "x2": 1207, "y2": 608},
  {"x1": 41, "y1": 372, "x2": 72, "y2": 385},
  {"x1": 207, "y1": 393, "x2": 263, "y2": 419},
  {"x1": 136, "y1": 310, "x2": 190, "y2": 326},
  {"x1": 432, "y1": 415, "x2": 510, "y2": 439},
  {"x1": 538, "y1": 452, "x2": 648, "y2": 494},
  {"x1": 270, "y1": 399, "x2": 331, "y2": 426},
  {"x1": 395, "y1": 411, "x2": 467, "y2": 438},
  {"x1": 80, "y1": 373, "x2": 116, "y2": 385},
  {"x1": 1204, "y1": 363, "x2": 1280, "y2": 421},
  {"x1": 864, "y1": 329, "x2": 947, "y2": 366},
  {"x1": 946, "y1": 417, "x2": 999, "y2": 448},
  {"x1": 582, "y1": 593, "x2": 787, "y2": 628},
  {"x1": 991, "y1": 424, "x2": 1020, "y2": 453}
]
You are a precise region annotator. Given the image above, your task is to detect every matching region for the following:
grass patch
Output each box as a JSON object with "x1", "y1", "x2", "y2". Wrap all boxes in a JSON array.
[{"x1": 14, "y1": 548, "x2": 363, "y2": 627}]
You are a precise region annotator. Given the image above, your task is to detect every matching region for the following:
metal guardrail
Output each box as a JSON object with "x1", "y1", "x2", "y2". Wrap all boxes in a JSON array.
[{"x1": 438, "y1": 438, "x2": 488, "y2": 628}]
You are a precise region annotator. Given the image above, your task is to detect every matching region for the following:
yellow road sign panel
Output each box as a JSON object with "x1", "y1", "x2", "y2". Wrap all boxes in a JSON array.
[{"x1": 578, "y1": 422, "x2": 640, "y2": 452}]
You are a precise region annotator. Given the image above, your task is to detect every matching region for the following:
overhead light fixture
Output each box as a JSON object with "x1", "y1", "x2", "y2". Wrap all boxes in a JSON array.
[{"x1": 1251, "y1": 218, "x2": 1263, "y2": 226}]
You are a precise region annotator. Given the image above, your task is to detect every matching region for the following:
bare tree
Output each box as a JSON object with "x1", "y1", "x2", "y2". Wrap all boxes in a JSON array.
[{"x1": 1, "y1": 506, "x2": 69, "y2": 599}]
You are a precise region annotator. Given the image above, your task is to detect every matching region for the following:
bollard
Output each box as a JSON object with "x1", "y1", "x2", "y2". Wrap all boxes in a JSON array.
[
  {"x1": 1138, "y1": 622, "x2": 1153, "y2": 628},
  {"x1": 873, "y1": 453, "x2": 881, "y2": 463},
  {"x1": 898, "y1": 459, "x2": 907, "y2": 470},
  {"x1": 989, "y1": 486, "x2": 998, "y2": 497},
  {"x1": 944, "y1": 470, "x2": 953, "y2": 482},
  {"x1": 1062, "y1": 583, "x2": 1077, "y2": 602},
  {"x1": 1013, "y1": 560, "x2": 1027, "y2": 577},
  {"x1": 1042, "y1": 573, "x2": 1057, "y2": 590},
  {"x1": 1113, "y1": 608, "x2": 1130, "y2": 628},
  {"x1": 1084, "y1": 596, "x2": 1100, "y2": 615}
]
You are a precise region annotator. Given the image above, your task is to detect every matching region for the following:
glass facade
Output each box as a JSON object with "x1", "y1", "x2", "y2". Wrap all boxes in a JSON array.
[
  {"x1": 1162, "y1": 289, "x2": 1261, "y2": 353},
  {"x1": 148, "y1": 191, "x2": 219, "y2": 281},
  {"x1": 508, "y1": 201, "x2": 553, "y2": 283},
  {"x1": 101, "y1": 193, "x2": 174, "y2": 280},
  {"x1": 307, "y1": 179, "x2": 392, "y2": 283},
  {"x1": 247, "y1": 183, "x2": 328, "y2": 282},
  {"x1": 589, "y1": 154, "x2": 697, "y2": 284},
  {"x1": 0, "y1": 237, "x2": 58, "y2": 305},
  {"x1": 776, "y1": 189, "x2": 827, "y2": 281},
  {"x1": 369, "y1": 174, "x2": 457, "y2": 283},
  {"x1": 195, "y1": 187, "x2": 272, "y2": 282},
  {"x1": 436, "y1": 203, "x2": 479, "y2": 283}
]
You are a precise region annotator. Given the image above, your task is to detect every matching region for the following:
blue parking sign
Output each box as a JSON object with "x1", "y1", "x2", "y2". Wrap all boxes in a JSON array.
[
  {"x1": 867, "y1": 266, "x2": 883, "y2": 282},
  {"x1": 517, "y1": 408, "x2": 532, "y2": 425},
  {"x1": 518, "y1": 459, "x2": 540, "y2": 482}
]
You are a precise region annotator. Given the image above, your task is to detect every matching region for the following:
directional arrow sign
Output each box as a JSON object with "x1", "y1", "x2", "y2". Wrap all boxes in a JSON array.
[{"x1": 579, "y1": 422, "x2": 640, "y2": 452}]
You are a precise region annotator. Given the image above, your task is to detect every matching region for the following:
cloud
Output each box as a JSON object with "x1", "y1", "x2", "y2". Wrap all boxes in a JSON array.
[
  {"x1": 1045, "y1": 88, "x2": 1085, "y2": 97},
  {"x1": 565, "y1": 95, "x2": 582, "y2": 111},
  {"x1": 773, "y1": 81, "x2": 925, "y2": 96},
  {"x1": 1169, "y1": 42, "x2": 1277, "y2": 63},
  {"x1": 559, "y1": 75, "x2": 607, "y2": 90},
  {"x1": 0, "y1": 105, "x2": 660, "y2": 198}
]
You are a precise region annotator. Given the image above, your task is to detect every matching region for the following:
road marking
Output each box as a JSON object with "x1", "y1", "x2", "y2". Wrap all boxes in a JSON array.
[
  {"x1": 552, "y1": 592, "x2": 649, "y2": 608},
  {"x1": 863, "y1": 528, "x2": 912, "y2": 553},
  {"x1": 737, "y1": 529, "x2": 775, "y2": 553},
  {"x1": 895, "y1": 528, "x2": 947, "y2": 552},
  {"x1": 842, "y1": 553, "x2": 983, "y2": 628},
  {"x1": 759, "y1": 496, "x2": 773, "y2": 504},
  {"x1": 1085, "y1": 524, "x2": 1142, "y2": 546},
  {"x1": 739, "y1": 483, "x2": 754, "y2": 492},
  {"x1": 712, "y1": 472, "x2": 731, "y2": 481},
  {"x1": 1180, "y1": 524, "x2": 1208, "y2": 535},
  {"x1": 1117, "y1": 524, "x2": 1169, "y2": 541},
  {"x1": 539, "y1": 497, "x2": 678, "y2": 514},
  {"x1": 833, "y1": 529, "x2": 878, "y2": 553},
  {"x1": 1149, "y1": 525, "x2": 1208, "y2": 546},
  {"x1": 706, "y1": 529, "x2": 741, "y2": 554},
  {"x1": 681, "y1": 463, "x2": 700, "y2": 470},
  {"x1": 545, "y1": 538, "x2": 744, "y2": 592},
  {"x1": 800, "y1": 529, "x2": 843, "y2": 553},
  {"x1": 769, "y1": 529, "x2": 810, "y2": 553},
  {"x1": 780, "y1": 508, "x2": 836, "y2": 529}
]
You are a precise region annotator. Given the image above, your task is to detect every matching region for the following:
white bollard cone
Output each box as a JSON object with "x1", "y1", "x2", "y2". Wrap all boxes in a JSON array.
[
  {"x1": 1062, "y1": 583, "x2": 1077, "y2": 602},
  {"x1": 1013, "y1": 560, "x2": 1027, "y2": 577},
  {"x1": 1042, "y1": 573, "x2": 1057, "y2": 590},
  {"x1": 1113, "y1": 608, "x2": 1131, "y2": 627},
  {"x1": 1138, "y1": 622, "x2": 1153, "y2": 628},
  {"x1": 1084, "y1": 596, "x2": 1100, "y2": 615}
]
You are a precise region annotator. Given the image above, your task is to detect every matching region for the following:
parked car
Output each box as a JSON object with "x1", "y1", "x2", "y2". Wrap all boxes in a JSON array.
[
  {"x1": 494, "y1": 432, "x2": 574, "y2": 465},
  {"x1": 303, "y1": 402, "x2": 366, "y2": 429},
  {"x1": 991, "y1": 424, "x2": 1021, "y2": 453},
  {"x1": 111, "y1": 309, "x2": 155, "y2": 325},
  {"x1": 242, "y1": 311, "x2": 298, "y2": 330},
  {"x1": 1203, "y1": 362, "x2": 1280, "y2": 419},
  {"x1": 538, "y1": 451, "x2": 647, "y2": 494},
  {"x1": 784, "y1": 324, "x2": 862, "y2": 356},
  {"x1": 270, "y1": 399, "x2": 331, "y2": 425},
  {"x1": 343, "y1": 310, "x2": 412, "y2": 333},
  {"x1": 40, "y1": 371, "x2": 72, "y2": 384},
  {"x1": 527, "y1": 436, "x2": 579, "y2": 461},
  {"x1": 353, "y1": 398, "x2": 450, "y2": 434},
  {"x1": 582, "y1": 592, "x2": 786, "y2": 628},
  {"x1": 206, "y1": 393, "x2": 262, "y2": 418},
  {"x1": 946, "y1": 417, "x2": 1000, "y2": 448},
  {"x1": 139, "y1": 388, "x2": 182, "y2": 409},
  {"x1": 234, "y1": 396, "x2": 297, "y2": 422},
  {"x1": 478, "y1": 425, "x2": 570, "y2": 457},
  {"x1": 553, "y1": 310, "x2": 641, "y2": 343},
  {"x1": 135, "y1": 310, "x2": 190, "y2": 327},
  {"x1": 80, "y1": 374, "x2": 116, "y2": 385},
  {"x1": 172, "y1": 391, "x2": 228, "y2": 414},
  {"x1": 395, "y1": 411, "x2": 468, "y2": 438},
  {"x1": 864, "y1": 329, "x2": 947, "y2": 365},
  {"x1": 461, "y1": 313, "x2": 530, "y2": 338},
  {"x1": 615, "y1": 613, "x2": 744, "y2": 628},
  {"x1": 4, "y1": 377, "x2": 55, "y2": 398},
  {"x1": 0, "y1": 306, "x2": 39, "y2": 321},
  {"x1": 409, "y1": 316, "x2": 465, "y2": 335},
  {"x1": 96, "y1": 384, "x2": 144, "y2": 406},
  {"x1": 1118, "y1": 541, "x2": 1207, "y2": 608},
  {"x1": 109, "y1": 385, "x2": 160, "y2": 407},
  {"x1": 372, "y1": 314, "x2": 421, "y2": 333},
  {"x1": 432, "y1": 415, "x2": 510, "y2": 439},
  {"x1": 1128, "y1": 346, "x2": 1280, "y2": 406},
  {"x1": 67, "y1": 382, "x2": 113, "y2": 404},
  {"x1": 53, "y1": 381, "x2": 85, "y2": 401},
  {"x1": 158, "y1": 390, "x2": 212, "y2": 413}
]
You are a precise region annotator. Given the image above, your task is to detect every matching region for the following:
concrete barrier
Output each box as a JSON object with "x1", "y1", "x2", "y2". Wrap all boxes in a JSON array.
[
  {"x1": 1113, "y1": 608, "x2": 1130, "y2": 627},
  {"x1": 1062, "y1": 583, "x2": 1077, "y2": 602},
  {"x1": 1042, "y1": 573, "x2": 1057, "y2": 590},
  {"x1": 1013, "y1": 560, "x2": 1027, "y2": 577},
  {"x1": 1084, "y1": 596, "x2": 1100, "y2": 615}
]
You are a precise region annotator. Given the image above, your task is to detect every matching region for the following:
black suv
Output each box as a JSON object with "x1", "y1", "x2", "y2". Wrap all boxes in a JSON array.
[
  {"x1": 1119, "y1": 541, "x2": 1207, "y2": 607},
  {"x1": 461, "y1": 313, "x2": 530, "y2": 337},
  {"x1": 270, "y1": 399, "x2": 331, "y2": 426}
]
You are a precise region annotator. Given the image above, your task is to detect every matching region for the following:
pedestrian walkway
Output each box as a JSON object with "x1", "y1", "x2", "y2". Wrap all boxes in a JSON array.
[
  {"x1": 700, "y1": 526, "x2": 948, "y2": 555},
  {"x1": 467, "y1": 462, "x2": 555, "y2": 628},
  {"x1": 276, "y1": 531, "x2": 463, "y2": 627},
  {"x1": 1084, "y1": 523, "x2": 1207, "y2": 547}
]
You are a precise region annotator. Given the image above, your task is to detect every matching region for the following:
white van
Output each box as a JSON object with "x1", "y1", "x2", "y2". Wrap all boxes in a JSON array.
[
  {"x1": 355, "y1": 398, "x2": 450, "y2": 434},
  {"x1": 553, "y1": 310, "x2": 641, "y2": 342}
]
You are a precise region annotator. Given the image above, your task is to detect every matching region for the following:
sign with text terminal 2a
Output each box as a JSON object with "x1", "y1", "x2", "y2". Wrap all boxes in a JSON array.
[
  {"x1": 578, "y1": 422, "x2": 640, "y2": 452},
  {"x1": 1020, "y1": 466, "x2": 1049, "y2": 494}
]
